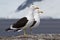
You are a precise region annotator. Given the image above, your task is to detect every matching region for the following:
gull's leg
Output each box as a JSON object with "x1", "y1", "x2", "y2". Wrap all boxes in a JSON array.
[
  {"x1": 30, "y1": 27, "x2": 33, "y2": 34},
  {"x1": 23, "y1": 28, "x2": 27, "y2": 36}
]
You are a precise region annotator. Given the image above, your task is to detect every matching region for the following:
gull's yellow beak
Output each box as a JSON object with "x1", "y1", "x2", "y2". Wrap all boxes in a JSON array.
[
  {"x1": 38, "y1": 10, "x2": 43, "y2": 13},
  {"x1": 33, "y1": 6, "x2": 43, "y2": 14}
]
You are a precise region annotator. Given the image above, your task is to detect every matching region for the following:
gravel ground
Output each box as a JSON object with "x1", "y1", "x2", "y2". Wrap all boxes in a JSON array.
[{"x1": 0, "y1": 34, "x2": 60, "y2": 40}]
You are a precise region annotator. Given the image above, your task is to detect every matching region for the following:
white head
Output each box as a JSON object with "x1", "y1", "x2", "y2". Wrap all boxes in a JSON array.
[
  {"x1": 30, "y1": 5, "x2": 43, "y2": 14},
  {"x1": 29, "y1": 5, "x2": 39, "y2": 11},
  {"x1": 34, "y1": 7, "x2": 43, "y2": 14}
]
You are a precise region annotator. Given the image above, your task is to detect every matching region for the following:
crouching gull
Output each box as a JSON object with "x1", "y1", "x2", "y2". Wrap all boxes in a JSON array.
[{"x1": 5, "y1": 5, "x2": 43, "y2": 35}]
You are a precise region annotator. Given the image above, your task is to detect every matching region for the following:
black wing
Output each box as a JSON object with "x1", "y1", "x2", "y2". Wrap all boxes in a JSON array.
[
  {"x1": 12, "y1": 17, "x2": 28, "y2": 28},
  {"x1": 30, "y1": 21, "x2": 36, "y2": 27}
]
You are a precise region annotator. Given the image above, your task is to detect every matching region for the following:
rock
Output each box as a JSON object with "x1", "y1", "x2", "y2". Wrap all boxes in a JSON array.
[{"x1": 0, "y1": 34, "x2": 60, "y2": 40}]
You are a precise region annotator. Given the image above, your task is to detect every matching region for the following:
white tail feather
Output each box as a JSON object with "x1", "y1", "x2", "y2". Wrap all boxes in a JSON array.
[{"x1": 10, "y1": 25, "x2": 16, "y2": 30}]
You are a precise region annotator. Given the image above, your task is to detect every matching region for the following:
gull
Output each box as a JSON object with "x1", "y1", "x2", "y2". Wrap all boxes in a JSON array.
[{"x1": 5, "y1": 5, "x2": 43, "y2": 35}]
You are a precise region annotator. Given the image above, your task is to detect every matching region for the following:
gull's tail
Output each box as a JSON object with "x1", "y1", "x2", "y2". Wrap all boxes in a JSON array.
[
  {"x1": 5, "y1": 25, "x2": 22, "y2": 32},
  {"x1": 5, "y1": 28, "x2": 13, "y2": 32},
  {"x1": 5, "y1": 28, "x2": 22, "y2": 32}
]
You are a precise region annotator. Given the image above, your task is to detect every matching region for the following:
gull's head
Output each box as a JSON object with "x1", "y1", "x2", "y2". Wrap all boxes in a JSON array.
[
  {"x1": 30, "y1": 5, "x2": 43, "y2": 14},
  {"x1": 30, "y1": 5, "x2": 39, "y2": 10},
  {"x1": 34, "y1": 6, "x2": 43, "y2": 14}
]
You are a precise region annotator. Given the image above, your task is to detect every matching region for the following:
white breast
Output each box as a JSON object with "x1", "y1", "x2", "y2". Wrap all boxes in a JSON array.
[
  {"x1": 23, "y1": 12, "x2": 35, "y2": 29},
  {"x1": 22, "y1": 16, "x2": 34, "y2": 29},
  {"x1": 32, "y1": 10, "x2": 40, "y2": 28}
]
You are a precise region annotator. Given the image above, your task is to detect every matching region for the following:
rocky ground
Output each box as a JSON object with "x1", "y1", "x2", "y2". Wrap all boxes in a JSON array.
[{"x1": 0, "y1": 34, "x2": 60, "y2": 40}]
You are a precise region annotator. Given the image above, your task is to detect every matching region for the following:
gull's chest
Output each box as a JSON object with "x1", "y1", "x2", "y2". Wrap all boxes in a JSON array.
[{"x1": 34, "y1": 13, "x2": 40, "y2": 22}]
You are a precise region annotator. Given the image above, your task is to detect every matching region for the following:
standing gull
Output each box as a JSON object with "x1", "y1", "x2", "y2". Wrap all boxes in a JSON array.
[
  {"x1": 30, "y1": 6, "x2": 43, "y2": 34},
  {"x1": 5, "y1": 5, "x2": 43, "y2": 35},
  {"x1": 5, "y1": 5, "x2": 36, "y2": 35}
]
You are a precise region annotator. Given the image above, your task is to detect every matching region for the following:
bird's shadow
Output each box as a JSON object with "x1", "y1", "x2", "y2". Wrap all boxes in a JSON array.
[{"x1": 16, "y1": 0, "x2": 43, "y2": 12}]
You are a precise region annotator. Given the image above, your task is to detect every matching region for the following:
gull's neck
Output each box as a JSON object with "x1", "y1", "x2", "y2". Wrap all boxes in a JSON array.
[
  {"x1": 26, "y1": 8, "x2": 34, "y2": 17},
  {"x1": 34, "y1": 10, "x2": 40, "y2": 21},
  {"x1": 26, "y1": 8, "x2": 35, "y2": 20}
]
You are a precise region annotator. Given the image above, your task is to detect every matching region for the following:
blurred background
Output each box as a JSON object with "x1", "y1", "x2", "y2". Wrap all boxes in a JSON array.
[{"x1": 0, "y1": 0, "x2": 60, "y2": 36}]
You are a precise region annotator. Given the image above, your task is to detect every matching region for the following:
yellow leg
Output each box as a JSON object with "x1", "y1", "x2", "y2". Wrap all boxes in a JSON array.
[{"x1": 23, "y1": 28, "x2": 27, "y2": 36}]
